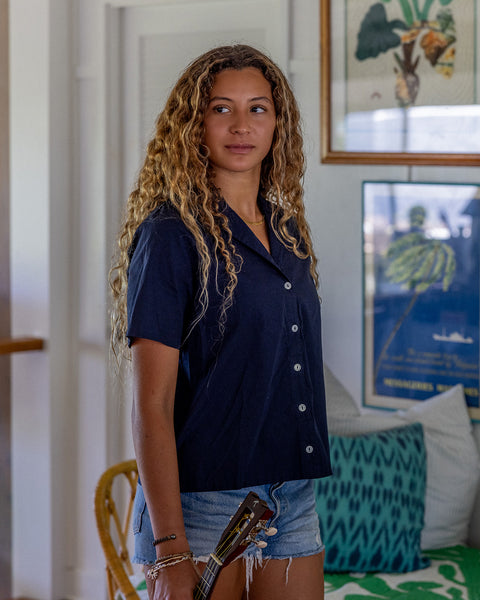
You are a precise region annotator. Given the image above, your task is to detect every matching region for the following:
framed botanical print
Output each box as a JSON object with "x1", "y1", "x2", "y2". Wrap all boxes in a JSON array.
[{"x1": 321, "y1": 0, "x2": 480, "y2": 164}]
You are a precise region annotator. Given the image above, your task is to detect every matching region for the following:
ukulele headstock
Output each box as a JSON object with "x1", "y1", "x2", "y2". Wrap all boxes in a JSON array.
[{"x1": 213, "y1": 491, "x2": 274, "y2": 567}]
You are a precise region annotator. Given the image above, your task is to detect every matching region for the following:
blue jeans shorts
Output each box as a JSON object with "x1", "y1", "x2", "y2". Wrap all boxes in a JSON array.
[{"x1": 132, "y1": 479, "x2": 323, "y2": 565}]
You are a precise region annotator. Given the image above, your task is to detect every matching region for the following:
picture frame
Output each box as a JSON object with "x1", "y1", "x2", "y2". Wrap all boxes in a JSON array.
[
  {"x1": 363, "y1": 181, "x2": 480, "y2": 421},
  {"x1": 320, "y1": 0, "x2": 480, "y2": 165}
]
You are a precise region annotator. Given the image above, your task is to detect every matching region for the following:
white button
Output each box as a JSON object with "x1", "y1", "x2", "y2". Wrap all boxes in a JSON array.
[
  {"x1": 284, "y1": 281, "x2": 292, "y2": 290},
  {"x1": 306, "y1": 445, "x2": 314, "y2": 454},
  {"x1": 294, "y1": 363, "x2": 302, "y2": 372},
  {"x1": 298, "y1": 403, "x2": 307, "y2": 412},
  {"x1": 291, "y1": 324, "x2": 299, "y2": 333}
]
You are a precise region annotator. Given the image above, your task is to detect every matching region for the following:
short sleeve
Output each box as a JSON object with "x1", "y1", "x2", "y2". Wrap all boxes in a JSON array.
[{"x1": 127, "y1": 212, "x2": 198, "y2": 349}]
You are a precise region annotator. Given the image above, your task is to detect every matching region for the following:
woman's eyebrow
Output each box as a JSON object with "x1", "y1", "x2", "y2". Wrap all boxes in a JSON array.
[
  {"x1": 250, "y1": 96, "x2": 273, "y2": 104},
  {"x1": 208, "y1": 95, "x2": 273, "y2": 104},
  {"x1": 208, "y1": 96, "x2": 232, "y2": 103}
]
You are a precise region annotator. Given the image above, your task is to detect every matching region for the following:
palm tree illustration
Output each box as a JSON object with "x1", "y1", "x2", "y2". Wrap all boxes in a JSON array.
[{"x1": 374, "y1": 207, "x2": 456, "y2": 391}]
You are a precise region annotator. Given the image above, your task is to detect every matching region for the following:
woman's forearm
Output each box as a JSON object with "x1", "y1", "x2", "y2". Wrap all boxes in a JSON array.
[{"x1": 131, "y1": 338, "x2": 189, "y2": 557}]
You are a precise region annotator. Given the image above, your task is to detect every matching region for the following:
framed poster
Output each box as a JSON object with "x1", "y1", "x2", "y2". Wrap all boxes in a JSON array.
[
  {"x1": 363, "y1": 181, "x2": 480, "y2": 421},
  {"x1": 320, "y1": 0, "x2": 480, "y2": 165}
]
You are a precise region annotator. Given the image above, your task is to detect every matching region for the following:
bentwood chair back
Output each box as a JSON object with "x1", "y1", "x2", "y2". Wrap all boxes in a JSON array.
[{"x1": 94, "y1": 459, "x2": 140, "y2": 600}]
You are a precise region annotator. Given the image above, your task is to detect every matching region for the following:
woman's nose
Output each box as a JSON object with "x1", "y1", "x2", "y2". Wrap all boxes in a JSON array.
[{"x1": 230, "y1": 113, "x2": 250, "y2": 134}]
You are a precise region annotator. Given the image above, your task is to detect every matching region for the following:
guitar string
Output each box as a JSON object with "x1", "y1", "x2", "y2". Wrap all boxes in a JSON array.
[
  {"x1": 208, "y1": 521, "x2": 247, "y2": 560},
  {"x1": 195, "y1": 509, "x2": 268, "y2": 597},
  {"x1": 195, "y1": 523, "x2": 247, "y2": 595},
  {"x1": 195, "y1": 559, "x2": 218, "y2": 597},
  {"x1": 210, "y1": 511, "x2": 266, "y2": 560}
]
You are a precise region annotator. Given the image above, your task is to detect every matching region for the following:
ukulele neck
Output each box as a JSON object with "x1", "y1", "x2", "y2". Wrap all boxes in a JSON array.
[{"x1": 193, "y1": 554, "x2": 223, "y2": 600}]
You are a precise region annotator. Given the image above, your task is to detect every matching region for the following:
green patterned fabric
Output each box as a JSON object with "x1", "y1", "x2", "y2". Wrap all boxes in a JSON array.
[
  {"x1": 315, "y1": 423, "x2": 429, "y2": 573},
  {"x1": 324, "y1": 545, "x2": 480, "y2": 599}
]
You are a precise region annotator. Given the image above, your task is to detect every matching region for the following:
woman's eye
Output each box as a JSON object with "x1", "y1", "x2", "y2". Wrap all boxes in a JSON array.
[
  {"x1": 213, "y1": 106, "x2": 229, "y2": 114},
  {"x1": 251, "y1": 105, "x2": 267, "y2": 113}
]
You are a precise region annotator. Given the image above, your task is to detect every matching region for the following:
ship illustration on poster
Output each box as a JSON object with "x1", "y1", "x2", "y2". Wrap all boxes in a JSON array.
[{"x1": 433, "y1": 330, "x2": 474, "y2": 344}]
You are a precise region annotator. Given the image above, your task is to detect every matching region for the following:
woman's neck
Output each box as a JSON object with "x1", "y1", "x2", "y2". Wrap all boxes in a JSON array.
[
  {"x1": 213, "y1": 170, "x2": 270, "y2": 253},
  {"x1": 213, "y1": 172, "x2": 262, "y2": 222}
]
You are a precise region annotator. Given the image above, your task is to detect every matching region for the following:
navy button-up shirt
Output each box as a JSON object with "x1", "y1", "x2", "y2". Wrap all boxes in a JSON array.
[{"x1": 127, "y1": 197, "x2": 331, "y2": 492}]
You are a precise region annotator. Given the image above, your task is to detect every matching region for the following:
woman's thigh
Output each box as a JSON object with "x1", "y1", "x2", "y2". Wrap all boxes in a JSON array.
[{"x1": 248, "y1": 551, "x2": 325, "y2": 600}]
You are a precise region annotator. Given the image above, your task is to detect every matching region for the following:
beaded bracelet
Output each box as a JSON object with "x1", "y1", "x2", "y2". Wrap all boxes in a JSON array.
[
  {"x1": 152, "y1": 533, "x2": 176, "y2": 546},
  {"x1": 147, "y1": 551, "x2": 194, "y2": 580}
]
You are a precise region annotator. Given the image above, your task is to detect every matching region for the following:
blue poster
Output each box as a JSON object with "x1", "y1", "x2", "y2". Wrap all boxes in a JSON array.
[{"x1": 363, "y1": 182, "x2": 480, "y2": 421}]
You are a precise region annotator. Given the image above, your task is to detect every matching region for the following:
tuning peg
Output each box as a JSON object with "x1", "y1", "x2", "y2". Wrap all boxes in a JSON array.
[
  {"x1": 255, "y1": 540, "x2": 268, "y2": 549},
  {"x1": 264, "y1": 527, "x2": 277, "y2": 536}
]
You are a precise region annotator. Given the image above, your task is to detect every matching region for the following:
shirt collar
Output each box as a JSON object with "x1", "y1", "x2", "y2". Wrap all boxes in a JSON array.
[{"x1": 219, "y1": 195, "x2": 293, "y2": 279}]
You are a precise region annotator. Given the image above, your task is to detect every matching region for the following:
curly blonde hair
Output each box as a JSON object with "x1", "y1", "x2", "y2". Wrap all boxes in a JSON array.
[{"x1": 110, "y1": 44, "x2": 318, "y2": 361}]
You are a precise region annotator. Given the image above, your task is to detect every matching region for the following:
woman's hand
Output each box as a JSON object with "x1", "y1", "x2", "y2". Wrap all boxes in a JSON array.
[{"x1": 146, "y1": 558, "x2": 202, "y2": 600}]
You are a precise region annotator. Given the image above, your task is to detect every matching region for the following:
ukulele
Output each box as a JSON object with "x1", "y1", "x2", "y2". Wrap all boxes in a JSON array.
[{"x1": 193, "y1": 491, "x2": 276, "y2": 600}]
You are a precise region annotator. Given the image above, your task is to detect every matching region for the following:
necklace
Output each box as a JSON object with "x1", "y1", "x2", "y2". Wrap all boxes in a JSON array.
[{"x1": 242, "y1": 216, "x2": 265, "y2": 226}]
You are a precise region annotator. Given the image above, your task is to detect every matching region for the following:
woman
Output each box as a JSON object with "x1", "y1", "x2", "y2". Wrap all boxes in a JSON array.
[{"x1": 110, "y1": 44, "x2": 331, "y2": 600}]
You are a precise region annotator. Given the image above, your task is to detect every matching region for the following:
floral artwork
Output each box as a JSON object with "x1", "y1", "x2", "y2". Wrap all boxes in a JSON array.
[
  {"x1": 321, "y1": 0, "x2": 479, "y2": 160},
  {"x1": 355, "y1": 1, "x2": 456, "y2": 107}
]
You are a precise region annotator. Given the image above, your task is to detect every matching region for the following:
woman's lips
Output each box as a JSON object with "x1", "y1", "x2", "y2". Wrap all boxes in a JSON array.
[{"x1": 225, "y1": 144, "x2": 255, "y2": 154}]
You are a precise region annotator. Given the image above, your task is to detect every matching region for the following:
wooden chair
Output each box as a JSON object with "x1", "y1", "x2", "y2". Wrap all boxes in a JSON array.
[{"x1": 94, "y1": 459, "x2": 140, "y2": 600}]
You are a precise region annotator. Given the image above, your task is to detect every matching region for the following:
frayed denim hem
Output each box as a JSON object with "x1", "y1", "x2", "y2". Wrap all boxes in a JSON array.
[{"x1": 193, "y1": 545, "x2": 325, "y2": 597}]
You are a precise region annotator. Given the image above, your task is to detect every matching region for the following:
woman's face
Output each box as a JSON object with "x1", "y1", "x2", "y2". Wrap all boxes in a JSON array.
[{"x1": 203, "y1": 67, "x2": 276, "y2": 181}]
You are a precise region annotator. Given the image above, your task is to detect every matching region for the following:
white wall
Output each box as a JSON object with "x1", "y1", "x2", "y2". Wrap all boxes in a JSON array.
[
  {"x1": 8, "y1": 0, "x2": 480, "y2": 598},
  {"x1": 10, "y1": 1, "x2": 66, "y2": 597},
  {"x1": 9, "y1": 0, "x2": 109, "y2": 598}
]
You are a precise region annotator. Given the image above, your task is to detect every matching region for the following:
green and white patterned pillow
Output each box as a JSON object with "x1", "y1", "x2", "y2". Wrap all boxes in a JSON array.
[{"x1": 315, "y1": 422, "x2": 429, "y2": 573}]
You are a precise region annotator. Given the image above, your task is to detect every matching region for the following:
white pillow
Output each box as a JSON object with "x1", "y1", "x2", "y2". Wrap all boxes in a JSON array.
[
  {"x1": 324, "y1": 366, "x2": 361, "y2": 420},
  {"x1": 467, "y1": 425, "x2": 480, "y2": 548},
  {"x1": 326, "y1": 384, "x2": 480, "y2": 550}
]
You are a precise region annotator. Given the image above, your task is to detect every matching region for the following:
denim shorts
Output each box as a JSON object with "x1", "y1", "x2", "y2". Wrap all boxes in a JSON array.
[{"x1": 132, "y1": 479, "x2": 323, "y2": 565}]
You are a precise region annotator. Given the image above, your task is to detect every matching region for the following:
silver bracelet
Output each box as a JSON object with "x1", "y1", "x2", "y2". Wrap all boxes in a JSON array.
[{"x1": 147, "y1": 551, "x2": 194, "y2": 580}]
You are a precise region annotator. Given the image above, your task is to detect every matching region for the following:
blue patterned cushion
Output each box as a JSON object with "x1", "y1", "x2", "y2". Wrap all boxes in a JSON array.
[{"x1": 315, "y1": 422, "x2": 430, "y2": 573}]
